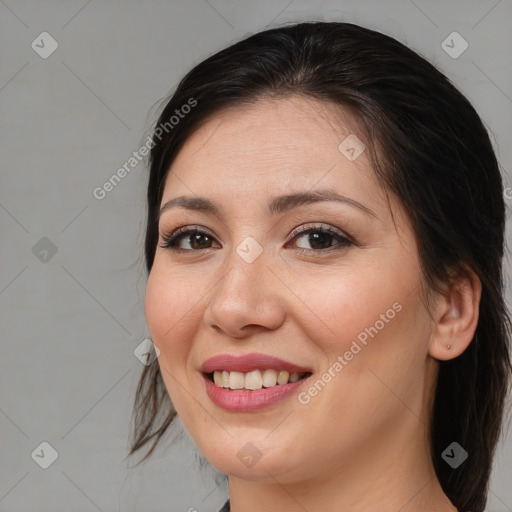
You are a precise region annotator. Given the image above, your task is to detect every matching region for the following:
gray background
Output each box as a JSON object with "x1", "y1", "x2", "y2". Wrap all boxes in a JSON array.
[{"x1": 1, "y1": 0, "x2": 511, "y2": 511}]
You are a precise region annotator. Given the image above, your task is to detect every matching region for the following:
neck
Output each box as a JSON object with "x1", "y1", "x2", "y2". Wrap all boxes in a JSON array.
[{"x1": 227, "y1": 417, "x2": 456, "y2": 512}]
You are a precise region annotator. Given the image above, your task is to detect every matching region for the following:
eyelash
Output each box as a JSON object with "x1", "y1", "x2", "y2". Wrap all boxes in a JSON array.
[{"x1": 158, "y1": 223, "x2": 354, "y2": 256}]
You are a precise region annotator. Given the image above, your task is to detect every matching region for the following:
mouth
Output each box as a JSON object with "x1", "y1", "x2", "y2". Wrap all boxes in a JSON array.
[
  {"x1": 205, "y1": 369, "x2": 312, "y2": 390},
  {"x1": 200, "y1": 353, "x2": 313, "y2": 411}
]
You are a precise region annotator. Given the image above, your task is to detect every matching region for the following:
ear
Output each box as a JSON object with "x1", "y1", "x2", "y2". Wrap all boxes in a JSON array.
[{"x1": 429, "y1": 266, "x2": 482, "y2": 361}]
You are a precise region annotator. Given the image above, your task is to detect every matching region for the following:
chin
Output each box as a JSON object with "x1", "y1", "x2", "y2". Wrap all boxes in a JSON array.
[{"x1": 197, "y1": 437, "x2": 313, "y2": 484}]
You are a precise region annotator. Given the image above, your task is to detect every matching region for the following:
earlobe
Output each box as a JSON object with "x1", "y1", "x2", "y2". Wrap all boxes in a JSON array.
[{"x1": 428, "y1": 267, "x2": 482, "y2": 361}]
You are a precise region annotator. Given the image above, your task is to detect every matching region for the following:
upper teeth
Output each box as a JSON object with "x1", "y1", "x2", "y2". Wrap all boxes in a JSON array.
[{"x1": 212, "y1": 369, "x2": 306, "y2": 390}]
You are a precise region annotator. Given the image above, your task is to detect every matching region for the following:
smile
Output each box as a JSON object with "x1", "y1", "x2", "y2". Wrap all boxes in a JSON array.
[
  {"x1": 201, "y1": 353, "x2": 313, "y2": 411},
  {"x1": 209, "y1": 369, "x2": 310, "y2": 390}
]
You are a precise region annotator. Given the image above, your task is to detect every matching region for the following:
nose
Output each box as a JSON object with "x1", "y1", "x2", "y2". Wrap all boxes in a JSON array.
[{"x1": 203, "y1": 248, "x2": 286, "y2": 339}]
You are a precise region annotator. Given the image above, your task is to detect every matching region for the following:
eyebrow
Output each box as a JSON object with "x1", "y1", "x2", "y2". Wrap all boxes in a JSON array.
[{"x1": 158, "y1": 189, "x2": 377, "y2": 220}]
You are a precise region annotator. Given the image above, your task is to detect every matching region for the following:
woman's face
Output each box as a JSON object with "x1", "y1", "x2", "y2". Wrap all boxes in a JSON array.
[{"x1": 145, "y1": 97, "x2": 438, "y2": 484}]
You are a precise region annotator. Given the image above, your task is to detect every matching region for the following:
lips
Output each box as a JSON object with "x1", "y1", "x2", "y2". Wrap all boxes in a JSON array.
[
  {"x1": 200, "y1": 353, "x2": 313, "y2": 412},
  {"x1": 201, "y1": 353, "x2": 312, "y2": 374}
]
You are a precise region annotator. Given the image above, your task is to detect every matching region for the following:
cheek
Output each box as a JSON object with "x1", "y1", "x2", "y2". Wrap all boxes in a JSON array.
[
  {"x1": 296, "y1": 280, "x2": 429, "y2": 439},
  {"x1": 144, "y1": 266, "x2": 207, "y2": 416},
  {"x1": 144, "y1": 265, "x2": 204, "y2": 363},
  {"x1": 144, "y1": 270, "x2": 171, "y2": 344},
  {"x1": 305, "y1": 255, "x2": 428, "y2": 385},
  {"x1": 307, "y1": 269, "x2": 405, "y2": 350}
]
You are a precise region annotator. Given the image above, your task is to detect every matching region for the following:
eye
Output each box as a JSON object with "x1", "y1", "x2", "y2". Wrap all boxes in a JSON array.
[
  {"x1": 287, "y1": 223, "x2": 353, "y2": 253},
  {"x1": 159, "y1": 226, "x2": 220, "y2": 251}
]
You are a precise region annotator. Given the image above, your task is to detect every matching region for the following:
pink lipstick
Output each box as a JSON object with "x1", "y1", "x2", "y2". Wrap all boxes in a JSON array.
[{"x1": 201, "y1": 353, "x2": 312, "y2": 412}]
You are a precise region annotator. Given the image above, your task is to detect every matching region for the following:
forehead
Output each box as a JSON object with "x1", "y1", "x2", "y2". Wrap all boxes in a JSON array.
[
  {"x1": 162, "y1": 96, "x2": 386, "y2": 214},
  {"x1": 174, "y1": 96, "x2": 367, "y2": 164}
]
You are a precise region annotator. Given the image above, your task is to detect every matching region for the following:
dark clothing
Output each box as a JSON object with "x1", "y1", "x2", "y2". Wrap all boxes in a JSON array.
[
  {"x1": 218, "y1": 498, "x2": 461, "y2": 510},
  {"x1": 218, "y1": 499, "x2": 230, "y2": 511}
]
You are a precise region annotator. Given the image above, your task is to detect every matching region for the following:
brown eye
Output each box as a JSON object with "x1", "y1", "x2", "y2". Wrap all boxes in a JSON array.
[
  {"x1": 288, "y1": 225, "x2": 353, "y2": 253},
  {"x1": 159, "y1": 227, "x2": 220, "y2": 251}
]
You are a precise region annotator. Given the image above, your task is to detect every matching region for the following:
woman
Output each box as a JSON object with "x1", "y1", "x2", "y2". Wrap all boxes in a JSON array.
[{"x1": 129, "y1": 21, "x2": 511, "y2": 511}]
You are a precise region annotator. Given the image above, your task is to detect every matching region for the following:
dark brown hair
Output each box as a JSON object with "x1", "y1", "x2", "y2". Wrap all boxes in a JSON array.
[{"x1": 129, "y1": 21, "x2": 511, "y2": 511}]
